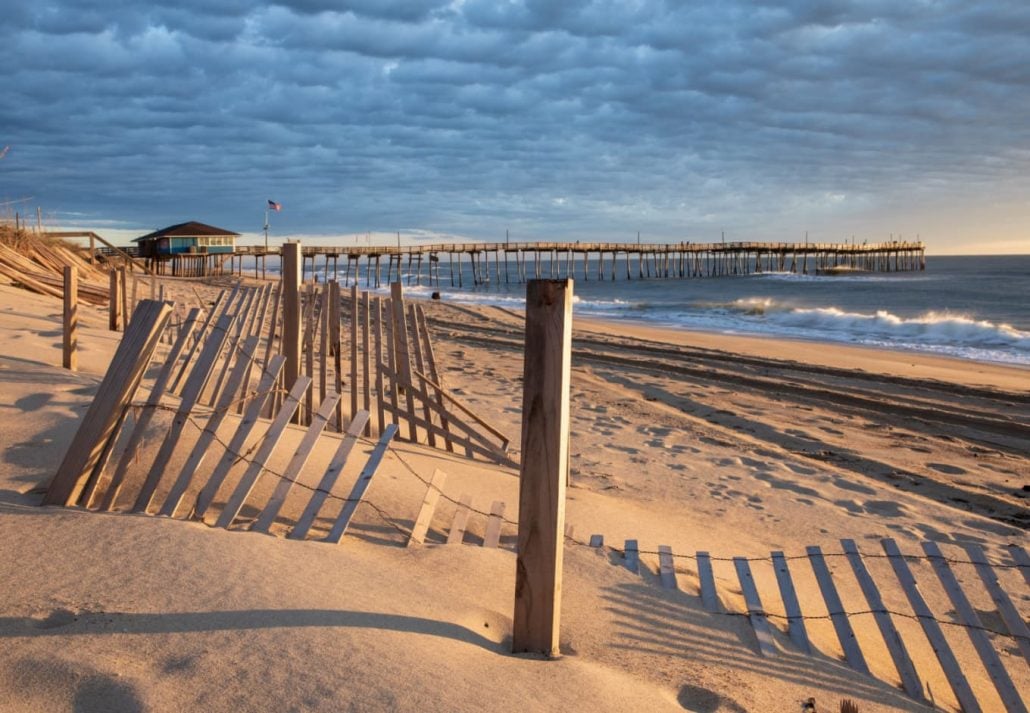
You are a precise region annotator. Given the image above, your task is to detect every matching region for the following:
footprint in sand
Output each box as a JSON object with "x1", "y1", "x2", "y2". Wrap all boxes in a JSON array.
[
  {"x1": 835, "y1": 499, "x2": 865, "y2": 514},
  {"x1": 864, "y1": 500, "x2": 907, "y2": 517},
  {"x1": 832, "y1": 476, "x2": 876, "y2": 495},
  {"x1": 928, "y1": 462, "x2": 967, "y2": 475},
  {"x1": 753, "y1": 471, "x2": 821, "y2": 498},
  {"x1": 782, "y1": 462, "x2": 818, "y2": 476}
]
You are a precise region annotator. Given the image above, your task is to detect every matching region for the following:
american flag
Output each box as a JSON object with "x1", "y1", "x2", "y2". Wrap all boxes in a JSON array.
[{"x1": 267, "y1": 199, "x2": 281, "y2": 211}]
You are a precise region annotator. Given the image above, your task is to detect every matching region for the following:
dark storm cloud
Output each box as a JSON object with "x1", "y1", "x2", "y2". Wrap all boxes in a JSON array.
[{"x1": 1, "y1": 0, "x2": 1029, "y2": 244}]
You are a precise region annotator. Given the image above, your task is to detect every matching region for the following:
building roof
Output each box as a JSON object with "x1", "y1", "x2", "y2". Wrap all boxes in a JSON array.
[{"x1": 133, "y1": 221, "x2": 240, "y2": 242}]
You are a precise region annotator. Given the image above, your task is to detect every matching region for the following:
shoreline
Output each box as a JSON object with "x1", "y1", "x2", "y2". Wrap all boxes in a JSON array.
[
  {"x1": 571, "y1": 313, "x2": 1030, "y2": 392},
  {"x1": 442, "y1": 295, "x2": 1029, "y2": 393}
]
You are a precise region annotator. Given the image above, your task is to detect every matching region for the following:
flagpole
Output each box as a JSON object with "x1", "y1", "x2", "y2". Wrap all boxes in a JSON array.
[{"x1": 264, "y1": 208, "x2": 269, "y2": 250}]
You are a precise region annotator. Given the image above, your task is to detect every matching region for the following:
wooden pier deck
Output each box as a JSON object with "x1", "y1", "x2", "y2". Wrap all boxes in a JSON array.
[{"x1": 167, "y1": 240, "x2": 925, "y2": 285}]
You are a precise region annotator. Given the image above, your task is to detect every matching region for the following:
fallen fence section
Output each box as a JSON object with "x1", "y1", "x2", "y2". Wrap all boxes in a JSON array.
[{"x1": 581, "y1": 535, "x2": 1029, "y2": 713}]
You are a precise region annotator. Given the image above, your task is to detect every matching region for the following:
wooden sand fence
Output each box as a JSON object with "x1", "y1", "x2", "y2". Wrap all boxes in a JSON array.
[
  {"x1": 572, "y1": 534, "x2": 1029, "y2": 713},
  {"x1": 43, "y1": 241, "x2": 513, "y2": 542}
]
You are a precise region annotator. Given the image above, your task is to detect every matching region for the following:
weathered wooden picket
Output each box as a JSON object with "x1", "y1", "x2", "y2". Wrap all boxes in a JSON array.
[{"x1": 580, "y1": 535, "x2": 1029, "y2": 713}]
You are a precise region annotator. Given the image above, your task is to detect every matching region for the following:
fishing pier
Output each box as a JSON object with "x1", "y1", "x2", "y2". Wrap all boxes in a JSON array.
[{"x1": 146, "y1": 239, "x2": 924, "y2": 285}]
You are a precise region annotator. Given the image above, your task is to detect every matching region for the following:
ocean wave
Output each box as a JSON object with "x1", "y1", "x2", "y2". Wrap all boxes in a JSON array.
[
  {"x1": 774, "y1": 308, "x2": 1030, "y2": 350},
  {"x1": 380, "y1": 284, "x2": 644, "y2": 313},
  {"x1": 756, "y1": 271, "x2": 934, "y2": 284},
  {"x1": 663, "y1": 304, "x2": 1030, "y2": 365}
]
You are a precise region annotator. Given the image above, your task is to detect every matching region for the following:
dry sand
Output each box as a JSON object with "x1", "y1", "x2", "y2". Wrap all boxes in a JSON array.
[{"x1": 0, "y1": 276, "x2": 1027, "y2": 713}]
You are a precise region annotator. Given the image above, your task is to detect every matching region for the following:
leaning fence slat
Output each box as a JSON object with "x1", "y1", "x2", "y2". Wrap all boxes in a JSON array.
[
  {"x1": 373, "y1": 296, "x2": 386, "y2": 435},
  {"x1": 841, "y1": 539, "x2": 924, "y2": 701},
  {"x1": 658, "y1": 545, "x2": 678, "y2": 590},
  {"x1": 882, "y1": 539, "x2": 982, "y2": 713},
  {"x1": 734, "y1": 557, "x2": 778, "y2": 657},
  {"x1": 192, "y1": 356, "x2": 287, "y2": 519},
  {"x1": 350, "y1": 284, "x2": 359, "y2": 424},
  {"x1": 44, "y1": 300, "x2": 174, "y2": 507},
  {"x1": 207, "y1": 287, "x2": 255, "y2": 407},
  {"x1": 407, "y1": 468, "x2": 447, "y2": 546},
  {"x1": 259, "y1": 285, "x2": 282, "y2": 399},
  {"x1": 329, "y1": 280, "x2": 343, "y2": 431},
  {"x1": 807, "y1": 545, "x2": 869, "y2": 675},
  {"x1": 158, "y1": 336, "x2": 262, "y2": 518},
  {"x1": 771, "y1": 551, "x2": 811, "y2": 655},
  {"x1": 302, "y1": 285, "x2": 316, "y2": 424},
  {"x1": 361, "y1": 292, "x2": 371, "y2": 436},
  {"x1": 696, "y1": 552, "x2": 719, "y2": 612},
  {"x1": 288, "y1": 410, "x2": 371, "y2": 541},
  {"x1": 483, "y1": 500, "x2": 505, "y2": 548},
  {"x1": 446, "y1": 494, "x2": 473, "y2": 545},
  {"x1": 407, "y1": 303, "x2": 435, "y2": 447},
  {"x1": 171, "y1": 288, "x2": 228, "y2": 393},
  {"x1": 237, "y1": 284, "x2": 274, "y2": 413},
  {"x1": 922, "y1": 541, "x2": 1026, "y2": 713},
  {"x1": 965, "y1": 544, "x2": 1030, "y2": 665},
  {"x1": 131, "y1": 314, "x2": 235, "y2": 513},
  {"x1": 411, "y1": 368, "x2": 509, "y2": 447},
  {"x1": 90, "y1": 307, "x2": 203, "y2": 510},
  {"x1": 417, "y1": 304, "x2": 453, "y2": 451},
  {"x1": 250, "y1": 391, "x2": 342, "y2": 533},
  {"x1": 390, "y1": 282, "x2": 418, "y2": 441},
  {"x1": 323, "y1": 424, "x2": 398, "y2": 544},
  {"x1": 378, "y1": 395, "x2": 510, "y2": 466},
  {"x1": 213, "y1": 377, "x2": 311, "y2": 529},
  {"x1": 319, "y1": 284, "x2": 329, "y2": 408}
]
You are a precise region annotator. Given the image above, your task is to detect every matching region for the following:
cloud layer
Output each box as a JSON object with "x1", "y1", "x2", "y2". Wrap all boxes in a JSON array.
[{"x1": 2, "y1": 1, "x2": 1029, "y2": 250}]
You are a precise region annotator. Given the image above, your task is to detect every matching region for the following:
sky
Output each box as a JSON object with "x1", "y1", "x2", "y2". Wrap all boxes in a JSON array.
[{"x1": 2, "y1": 1, "x2": 1029, "y2": 254}]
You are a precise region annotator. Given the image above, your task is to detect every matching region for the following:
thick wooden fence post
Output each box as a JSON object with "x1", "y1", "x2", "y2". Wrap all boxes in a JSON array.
[
  {"x1": 282, "y1": 242, "x2": 302, "y2": 422},
  {"x1": 513, "y1": 278, "x2": 572, "y2": 656},
  {"x1": 119, "y1": 267, "x2": 129, "y2": 329},
  {"x1": 63, "y1": 266, "x2": 78, "y2": 370},
  {"x1": 108, "y1": 269, "x2": 122, "y2": 331}
]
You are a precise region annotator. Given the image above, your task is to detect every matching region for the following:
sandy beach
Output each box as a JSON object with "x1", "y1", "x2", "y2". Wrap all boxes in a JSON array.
[{"x1": 1, "y1": 273, "x2": 1027, "y2": 713}]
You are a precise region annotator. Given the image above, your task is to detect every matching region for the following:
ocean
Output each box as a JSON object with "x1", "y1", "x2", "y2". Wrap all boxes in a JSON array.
[
  {"x1": 288, "y1": 253, "x2": 1030, "y2": 367},
  {"x1": 381, "y1": 253, "x2": 1030, "y2": 364}
]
